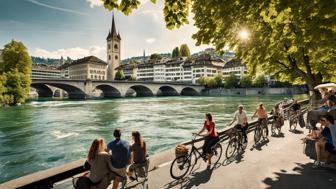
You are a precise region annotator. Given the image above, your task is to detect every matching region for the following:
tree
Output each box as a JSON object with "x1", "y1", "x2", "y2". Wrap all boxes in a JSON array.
[
  {"x1": 240, "y1": 75, "x2": 253, "y2": 88},
  {"x1": 224, "y1": 74, "x2": 239, "y2": 89},
  {"x1": 0, "y1": 40, "x2": 32, "y2": 105},
  {"x1": 179, "y1": 44, "x2": 191, "y2": 57},
  {"x1": 196, "y1": 76, "x2": 207, "y2": 85},
  {"x1": 214, "y1": 74, "x2": 223, "y2": 87},
  {"x1": 253, "y1": 74, "x2": 267, "y2": 88},
  {"x1": 114, "y1": 69, "x2": 125, "y2": 80},
  {"x1": 101, "y1": 0, "x2": 336, "y2": 100},
  {"x1": 172, "y1": 47, "x2": 180, "y2": 58},
  {"x1": 150, "y1": 53, "x2": 162, "y2": 61}
]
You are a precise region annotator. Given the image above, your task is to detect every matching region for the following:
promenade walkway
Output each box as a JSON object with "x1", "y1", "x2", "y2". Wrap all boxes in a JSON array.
[
  {"x1": 47, "y1": 121, "x2": 336, "y2": 189},
  {"x1": 125, "y1": 122, "x2": 336, "y2": 189}
]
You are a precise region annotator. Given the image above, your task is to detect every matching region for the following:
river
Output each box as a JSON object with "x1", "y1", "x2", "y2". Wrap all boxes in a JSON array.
[{"x1": 0, "y1": 94, "x2": 307, "y2": 183}]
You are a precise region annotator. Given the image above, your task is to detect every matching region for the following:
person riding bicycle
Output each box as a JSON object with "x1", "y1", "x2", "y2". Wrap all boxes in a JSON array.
[
  {"x1": 228, "y1": 105, "x2": 248, "y2": 143},
  {"x1": 272, "y1": 105, "x2": 284, "y2": 127},
  {"x1": 291, "y1": 100, "x2": 301, "y2": 112},
  {"x1": 193, "y1": 113, "x2": 219, "y2": 165},
  {"x1": 252, "y1": 103, "x2": 268, "y2": 136}
]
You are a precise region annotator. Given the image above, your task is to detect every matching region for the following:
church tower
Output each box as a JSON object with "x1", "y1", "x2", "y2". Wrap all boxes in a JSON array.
[{"x1": 106, "y1": 14, "x2": 121, "y2": 80}]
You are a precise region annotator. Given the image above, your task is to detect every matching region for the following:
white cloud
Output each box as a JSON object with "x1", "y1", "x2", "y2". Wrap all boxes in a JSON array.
[
  {"x1": 145, "y1": 38, "x2": 156, "y2": 44},
  {"x1": 86, "y1": 0, "x2": 104, "y2": 8},
  {"x1": 141, "y1": 9, "x2": 162, "y2": 22},
  {"x1": 31, "y1": 46, "x2": 106, "y2": 60}
]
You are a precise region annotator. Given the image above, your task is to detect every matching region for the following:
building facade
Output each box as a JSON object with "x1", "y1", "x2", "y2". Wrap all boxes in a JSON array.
[
  {"x1": 106, "y1": 15, "x2": 121, "y2": 80},
  {"x1": 31, "y1": 64, "x2": 62, "y2": 79},
  {"x1": 223, "y1": 58, "x2": 247, "y2": 79},
  {"x1": 66, "y1": 56, "x2": 107, "y2": 80},
  {"x1": 117, "y1": 56, "x2": 225, "y2": 83}
]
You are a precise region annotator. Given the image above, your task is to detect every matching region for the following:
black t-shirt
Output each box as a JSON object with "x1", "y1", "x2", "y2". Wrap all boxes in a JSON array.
[{"x1": 292, "y1": 103, "x2": 301, "y2": 111}]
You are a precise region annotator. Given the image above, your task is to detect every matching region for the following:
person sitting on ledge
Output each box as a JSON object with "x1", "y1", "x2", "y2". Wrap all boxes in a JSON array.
[
  {"x1": 107, "y1": 128, "x2": 130, "y2": 189},
  {"x1": 127, "y1": 131, "x2": 147, "y2": 181},
  {"x1": 313, "y1": 115, "x2": 336, "y2": 168},
  {"x1": 87, "y1": 138, "x2": 114, "y2": 189}
]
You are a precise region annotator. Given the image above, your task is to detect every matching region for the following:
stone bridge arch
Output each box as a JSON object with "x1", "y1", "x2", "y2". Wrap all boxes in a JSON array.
[
  {"x1": 30, "y1": 83, "x2": 54, "y2": 98},
  {"x1": 31, "y1": 82, "x2": 86, "y2": 99},
  {"x1": 157, "y1": 86, "x2": 179, "y2": 96},
  {"x1": 181, "y1": 87, "x2": 200, "y2": 96},
  {"x1": 94, "y1": 84, "x2": 122, "y2": 98},
  {"x1": 126, "y1": 85, "x2": 154, "y2": 97}
]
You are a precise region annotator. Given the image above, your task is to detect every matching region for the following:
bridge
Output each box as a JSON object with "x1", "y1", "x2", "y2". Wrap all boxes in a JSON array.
[{"x1": 31, "y1": 79, "x2": 205, "y2": 99}]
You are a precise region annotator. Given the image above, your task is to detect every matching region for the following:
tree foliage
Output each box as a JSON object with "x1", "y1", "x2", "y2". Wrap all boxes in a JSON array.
[
  {"x1": 224, "y1": 74, "x2": 239, "y2": 89},
  {"x1": 101, "y1": 0, "x2": 336, "y2": 99},
  {"x1": 179, "y1": 44, "x2": 191, "y2": 57},
  {"x1": 0, "y1": 40, "x2": 32, "y2": 106},
  {"x1": 240, "y1": 75, "x2": 253, "y2": 88},
  {"x1": 114, "y1": 69, "x2": 125, "y2": 80},
  {"x1": 150, "y1": 53, "x2": 162, "y2": 60},
  {"x1": 253, "y1": 74, "x2": 267, "y2": 88},
  {"x1": 172, "y1": 47, "x2": 179, "y2": 58}
]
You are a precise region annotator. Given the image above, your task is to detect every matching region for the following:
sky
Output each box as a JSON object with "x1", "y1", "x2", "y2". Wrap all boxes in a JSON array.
[{"x1": 0, "y1": 0, "x2": 211, "y2": 60}]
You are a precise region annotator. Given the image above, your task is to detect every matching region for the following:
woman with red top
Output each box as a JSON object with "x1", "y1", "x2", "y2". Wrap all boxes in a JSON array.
[{"x1": 194, "y1": 113, "x2": 219, "y2": 165}]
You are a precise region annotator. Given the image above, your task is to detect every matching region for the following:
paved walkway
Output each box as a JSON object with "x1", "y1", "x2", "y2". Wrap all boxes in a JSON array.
[
  {"x1": 136, "y1": 122, "x2": 336, "y2": 189},
  {"x1": 56, "y1": 121, "x2": 336, "y2": 189}
]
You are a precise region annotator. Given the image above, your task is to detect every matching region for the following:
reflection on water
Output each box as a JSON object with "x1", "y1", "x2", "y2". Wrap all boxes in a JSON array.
[{"x1": 0, "y1": 94, "x2": 307, "y2": 183}]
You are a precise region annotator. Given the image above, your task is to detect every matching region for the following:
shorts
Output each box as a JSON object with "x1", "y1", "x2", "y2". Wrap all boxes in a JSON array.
[
  {"x1": 110, "y1": 166, "x2": 127, "y2": 178},
  {"x1": 325, "y1": 142, "x2": 336, "y2": 153}
]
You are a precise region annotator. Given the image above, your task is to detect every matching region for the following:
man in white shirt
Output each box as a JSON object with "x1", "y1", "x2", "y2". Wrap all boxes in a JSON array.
[{"x1": 229, "y1": 105, "x2": 248, "y2": 142}]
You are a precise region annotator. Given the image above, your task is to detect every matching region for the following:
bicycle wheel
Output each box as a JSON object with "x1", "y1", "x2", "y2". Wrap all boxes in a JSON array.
[
  {"x1": 254, "y1": 126, "x2": 261, "y2": 143},
  {"x1": 225, "y1": 139, "x2": 237, "y2": 159},
  {"x1": 271, "y1": 122, "x2": 276, "y2": 135},
  {"x1": 210, "y1": 143, "x2": 222, "y2": 165},
  {"x1": 170, "y1": 155, "x2": 191, "y2": 180},
  {"x1": 240, "y1": 135, "x2": 248, "y2": 150},
  {"x1": 262, "y1": 122, "x2": 268, "y2": 139},
  {"x1": 293, "y1": 117, "x2": 298, "y2": 130}
]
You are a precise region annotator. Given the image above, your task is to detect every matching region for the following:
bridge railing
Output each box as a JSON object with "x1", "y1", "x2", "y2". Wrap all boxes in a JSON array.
[{"x1": 0, "y1": 99, "x2": 310, "y2": 189}]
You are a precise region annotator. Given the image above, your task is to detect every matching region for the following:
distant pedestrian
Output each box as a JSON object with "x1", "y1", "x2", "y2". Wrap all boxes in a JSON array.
[{"x1": 107, "y1": 128, "x2": 130, "y2": 189}]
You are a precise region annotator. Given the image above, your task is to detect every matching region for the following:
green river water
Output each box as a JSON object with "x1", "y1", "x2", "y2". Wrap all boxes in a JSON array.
[{"x1": 0, "y1": 94, "x2": 308, "y2": 183}]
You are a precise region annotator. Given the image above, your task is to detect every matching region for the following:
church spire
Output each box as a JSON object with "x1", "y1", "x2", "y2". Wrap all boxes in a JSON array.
[{"x1": 106, "y1": 12, "x2": 120, "y2": 40}]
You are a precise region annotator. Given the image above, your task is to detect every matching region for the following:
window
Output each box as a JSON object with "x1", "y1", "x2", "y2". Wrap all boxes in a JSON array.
[
  {"x1": 115, "y1": 55, "x2": 118, "y2": 60},
  {"x1": 109, "y1": 55, "x2": 111, "y2": 60},
  {"x1": 108, "y1": 44, "x2": 111, "y2": 49},
  {"x1": 114, "y1": 44, "x2": 118, "y2": 49}
]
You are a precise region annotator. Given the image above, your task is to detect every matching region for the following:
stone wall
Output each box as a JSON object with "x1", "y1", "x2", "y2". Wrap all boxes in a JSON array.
[{"x1": 202, "y1": 86, "x2": 308, "y2": 96}]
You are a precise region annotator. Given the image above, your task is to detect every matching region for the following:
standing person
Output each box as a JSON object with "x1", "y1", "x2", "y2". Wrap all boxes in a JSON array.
[
  {"x1": 107, "y1": 128, "x2": 130, "y2": 189},
  {"x1": 128, "y1": 131, "x2": 147, "y2": 180},
  {"x1": 87, "y1": 138, "x2": 114, "y2": 189},
  {"x1": 194, "y1": 113, "x2": 219, "y2": 165},
  {"x1": 229, "y1": 105, "x2": 248, "y2": 142},
  {"x1": 252, "y1": 103, "x2": 268, "y2": 136}
]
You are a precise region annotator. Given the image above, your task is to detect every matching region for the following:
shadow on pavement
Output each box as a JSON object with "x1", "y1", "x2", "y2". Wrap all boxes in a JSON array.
[
  {"x1": 271, "y1": 132, "x2": 285, "y2": 138},
  {"x1": 289, "y1": 129, "x2": 304, "y2": 134},
  {"x1": 262, "y1": 162, "x2": 336, "y2": 189},
  {"x1": 251, "y1": 139, "x2": 269, "y2": 151},
  {"x1": 164, "y1": 163, "x2": 221, "y2": 189}
]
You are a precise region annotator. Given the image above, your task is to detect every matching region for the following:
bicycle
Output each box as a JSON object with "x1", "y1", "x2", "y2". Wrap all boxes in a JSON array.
[
  {"x1": 254, "y1": 118, "x2": 268, "y2": 144},
  {"x1": 169, "y1": 134, "x2": 222, "y2": 180},
  {"x1": 289, "y1": 110, "x2": 299, "y2": 131},
  {"x1": 271, "y1": 116, "x2": 283, "y2": 136},
  {"x1": 225, "y1": 127, "x2": 248, "y2": 159}
]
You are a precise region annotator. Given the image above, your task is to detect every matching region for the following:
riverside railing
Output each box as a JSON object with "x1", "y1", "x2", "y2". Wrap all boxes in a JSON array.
[{"x1": 0, "y1": 99, "x2": 310, "y2": 189}]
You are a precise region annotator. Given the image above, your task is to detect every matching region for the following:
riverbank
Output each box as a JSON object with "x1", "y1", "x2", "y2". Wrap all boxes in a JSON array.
[{"x1": 202, "y1": 86, "x2": 308, "y2": 96}]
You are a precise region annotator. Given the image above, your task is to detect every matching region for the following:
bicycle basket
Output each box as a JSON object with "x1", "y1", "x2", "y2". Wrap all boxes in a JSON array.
[{"x1": 175, "y1": 144, "x2": 188, "y2": 163}]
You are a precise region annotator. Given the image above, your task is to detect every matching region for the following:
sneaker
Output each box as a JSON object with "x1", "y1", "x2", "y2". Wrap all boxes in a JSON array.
[
  {"x1": 320, "y1": 161, "x2": 326, "y2": 167},
  {"x1": 312, "y1": 161, "x2": 321, "y2": 168}
]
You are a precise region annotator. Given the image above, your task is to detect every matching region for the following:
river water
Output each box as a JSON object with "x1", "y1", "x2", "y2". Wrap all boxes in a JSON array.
[{"x1": 0, "y1": 94, "x2": 307, "y2": 183}]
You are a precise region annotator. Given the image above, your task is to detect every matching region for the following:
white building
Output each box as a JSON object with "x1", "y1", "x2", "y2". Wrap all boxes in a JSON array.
[
  {"x1": 223, "y1": 58, "x2": 247, "y2": 79},
  {"x1": 31, "y1": 64, "x2": 62, "y2": 79},
  {"x1": 117, "y1": 55, "x2": 225, "y2": 83}
]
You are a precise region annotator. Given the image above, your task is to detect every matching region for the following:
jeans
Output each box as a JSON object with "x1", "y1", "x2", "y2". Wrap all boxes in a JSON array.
[{"x1": 235, "y1": 123, "x2": 248, "y2": 142}]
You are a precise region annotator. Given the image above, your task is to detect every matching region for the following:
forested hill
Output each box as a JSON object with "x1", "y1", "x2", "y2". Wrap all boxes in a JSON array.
[{"x1": 31, "y1": 56, "x2": 73, "y2": 65}]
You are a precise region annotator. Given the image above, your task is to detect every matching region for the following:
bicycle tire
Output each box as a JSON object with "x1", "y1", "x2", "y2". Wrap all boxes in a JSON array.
[
  {"x1": 211, "y1": 143, "x2": 223, "y2": 165},
  {"x1": 225, "y1": 139, "x2": 237, "y2": 159},
  {"x1": 170, "y1": 155, "x2": 191, "y2": 180},
  {"x1": 254, "y1": 126, "x2": 261, "y2": 143}
]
